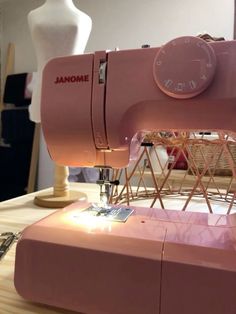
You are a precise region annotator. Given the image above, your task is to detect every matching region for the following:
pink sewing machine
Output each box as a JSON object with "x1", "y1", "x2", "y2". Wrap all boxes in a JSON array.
[{"x1": 15, "y1": 36, "x2": 236, "y2": 314}]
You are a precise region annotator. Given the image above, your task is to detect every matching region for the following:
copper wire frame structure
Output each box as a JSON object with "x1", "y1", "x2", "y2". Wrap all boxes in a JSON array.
[{"x1": 110, "y1": 131, "x2": 236, "y2": 215}]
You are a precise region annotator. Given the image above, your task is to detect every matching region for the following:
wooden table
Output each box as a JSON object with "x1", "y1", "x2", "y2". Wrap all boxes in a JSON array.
[{"x1": 0, "y1": 183, "x2": 100, "y2": 314}]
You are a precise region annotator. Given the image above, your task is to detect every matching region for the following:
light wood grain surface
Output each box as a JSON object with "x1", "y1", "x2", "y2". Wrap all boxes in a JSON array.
[{"x1": 0, "y1": 183, "x2": 100, "y2": 314}]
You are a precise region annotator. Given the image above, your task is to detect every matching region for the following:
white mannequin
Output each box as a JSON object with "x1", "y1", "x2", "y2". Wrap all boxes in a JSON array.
[
  {"x1": 28, "y1": 0, "x2": 92, "y2": 122},
  {"x1": 28, "y1": 0, "x2": 92, "y2": 206}
]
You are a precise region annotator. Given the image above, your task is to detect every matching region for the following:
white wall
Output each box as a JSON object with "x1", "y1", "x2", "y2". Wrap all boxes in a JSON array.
[
  {"x1": 1, "y1": 0, "x2": 43, "y2": 74},
  {"x1": 79, "y1": 0, "x2": 234, "y2": 52},
  {"x1": 0, "y1": 0, "x2": 234, "y2": 189},
  {"x1": 1, "y1": 0, "x2": 234, "y2": 74}
]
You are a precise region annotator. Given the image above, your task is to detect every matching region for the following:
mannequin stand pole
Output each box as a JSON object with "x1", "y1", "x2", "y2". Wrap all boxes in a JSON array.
[{"x1": 34, "y1": 164, "x2": 87, "y2": 208}]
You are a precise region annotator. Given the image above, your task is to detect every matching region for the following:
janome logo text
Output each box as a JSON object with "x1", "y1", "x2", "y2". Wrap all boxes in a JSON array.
[{"x1": 54, "y1": 75, "x2": 89, "y2": 84}]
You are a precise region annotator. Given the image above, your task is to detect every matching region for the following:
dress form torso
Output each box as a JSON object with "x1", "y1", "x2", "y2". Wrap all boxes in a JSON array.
[
  {"x1": 28, "y1": 0, "x2": 94, "y2": 194},
  {"x1": 28, "y1": 0, "x2": 92, "y2": 122}
]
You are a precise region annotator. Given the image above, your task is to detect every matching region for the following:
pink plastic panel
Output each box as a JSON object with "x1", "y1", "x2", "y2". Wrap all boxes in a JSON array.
[
  {"x1": 161, "y1": 211, "x2": 236, "y2": 314},
  {"x1": 41, "y1": 54, "x2": 96, "y2": 167},
  {"x1": 15, "y1": 204, "x2": 165, "y2": 314},
  {"x1": 161, "y1": 242, "x2": 236, "y2": 314}
]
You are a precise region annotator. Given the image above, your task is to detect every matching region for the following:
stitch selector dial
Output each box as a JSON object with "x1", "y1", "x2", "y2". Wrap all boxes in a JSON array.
[{"x1": 153, "y1": 36, "x2": 217, "y2": 99}]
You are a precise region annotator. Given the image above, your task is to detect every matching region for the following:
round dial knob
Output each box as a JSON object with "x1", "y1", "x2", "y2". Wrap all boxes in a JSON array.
[{"x1": 153, "y1": 36, "x2": 217, "y2": 99}]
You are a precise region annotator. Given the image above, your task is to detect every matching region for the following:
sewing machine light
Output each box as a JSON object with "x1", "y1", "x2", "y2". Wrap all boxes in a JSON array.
[
  {"x1": 71, "y1": 211, "x2": 113, "y2": 233},
  {"x1": 60, "y1": 205, "x2": 112, "y2": 234},
  {"x1": 62, "y1": 202, "x2": 134, "y2": 235}
]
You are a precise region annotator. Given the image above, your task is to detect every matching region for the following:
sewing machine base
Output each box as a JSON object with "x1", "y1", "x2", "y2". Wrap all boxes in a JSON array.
[{"x1": 14, "y1": 202, "x2": 236, "y2": 314}]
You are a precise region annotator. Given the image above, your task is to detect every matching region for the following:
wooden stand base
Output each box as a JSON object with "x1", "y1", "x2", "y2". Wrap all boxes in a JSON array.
[
  {"x1": 34, "y1": 190, "x2": 87, "y2": 208},
  {"x1": 34, "y1": 165, "x2": 87, "y2": 208}
]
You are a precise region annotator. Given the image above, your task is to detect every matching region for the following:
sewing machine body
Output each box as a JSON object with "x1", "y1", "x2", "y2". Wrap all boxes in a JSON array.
[
  {"x1": 14, "y1": 36, "x2": 236, "y2": 313},
  {"x1": 41, "y1": 36, "x2": 236, "y2": 168}
]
